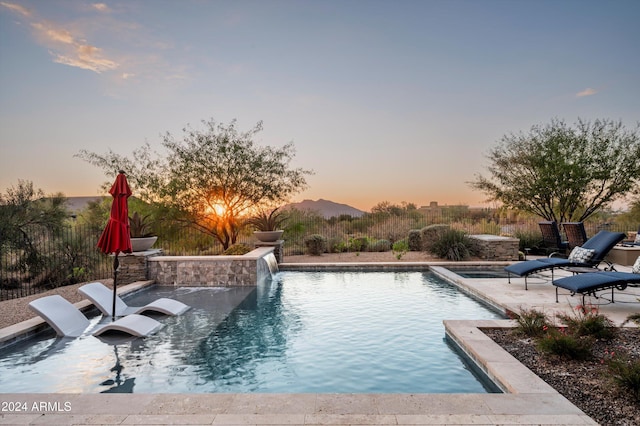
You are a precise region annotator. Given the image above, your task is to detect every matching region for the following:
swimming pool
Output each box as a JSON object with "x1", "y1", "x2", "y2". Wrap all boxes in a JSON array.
[{"x1": 0, "y1": 271, "x2": 504, "y2": 393}]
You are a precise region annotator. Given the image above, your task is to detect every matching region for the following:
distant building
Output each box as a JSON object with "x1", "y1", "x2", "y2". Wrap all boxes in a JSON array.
[{"x1": 417, "y1": 201, "x2": 469, "y2": 215}]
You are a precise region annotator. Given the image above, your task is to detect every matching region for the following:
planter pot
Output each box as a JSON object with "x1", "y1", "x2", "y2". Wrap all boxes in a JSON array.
[
  {"x1": 254, "y1": 230, "x2": 284, "y2": 243},
  {"x1": 130, "y1": 236, "x2": 158, "y2": 252}
]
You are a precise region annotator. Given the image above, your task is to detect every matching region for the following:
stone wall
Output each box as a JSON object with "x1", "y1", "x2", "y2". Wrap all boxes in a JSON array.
[
  {"x1": 147, "y1": 247, "x2": 276, "y2": 287},
  {"x1": 469, "y1": 234, "x2": 519, "y2": 261},
  {"x1": 117, "y1": 250, "x2": 162, "y2": 285}
]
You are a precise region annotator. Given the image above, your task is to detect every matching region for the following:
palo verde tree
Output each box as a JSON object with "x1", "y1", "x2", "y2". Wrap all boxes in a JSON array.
[
  {"x1": 470, "y1": 118, "x2": 640, "y2": 223},
  {"x1": 77, "y1": 119, "x2": 312, "y2": 250}
]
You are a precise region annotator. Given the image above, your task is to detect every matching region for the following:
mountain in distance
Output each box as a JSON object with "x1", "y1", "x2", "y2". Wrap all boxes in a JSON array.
[
  {"x1": 65, "y1": 196, "x2": 365, "y2": 219},
  {"x1": 284, "y1": 199, "x2": 365, "y2": 218}
]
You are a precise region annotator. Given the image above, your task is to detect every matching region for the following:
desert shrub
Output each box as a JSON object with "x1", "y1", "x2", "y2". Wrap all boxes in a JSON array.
[
  {"x1": 304, "y1": 234, "x2": 326, "y2": 255},
  {"x1": 513, "y1": 308, "x2": 549, "y2": 337},
  {"x1": 608, "y1": 354, "x2": 640, "y2": 400},
  {"x1": 465, "y1": 219, "x2": 501, "y2": 235},
  {"x1": 368, "y1": 239, "x2": 391, "y2": 252},
  {"x1": 558, "y1": 304, "x2": 617, "y2": 340},
  {"x1": 349, "y1": 236, "x2": 369, "y2": 252},
  {"x1": 420, "y1": 224, "x2": 450, "y2": 251},
  {"x1": 223, "y1": 244, "x2": 252, "y2": 255},
  {"x1": 407, "y1": 229, "x2": 422, "y2": 251},
  {"x1": 513, "y1": 228, "x2": 543, "y2": 253},
  {"x1": 429, "y1": 228, "x2": 476, "y2": 261},
  {"x1": 537, "y1": 328, "x2": 593, "y2": 360},
  {"x1": 392, "y1": 238, "x2": 409, "y2": 259},
  {"x1": 327, "y1": 237, "x2": 347, "y2": 253}
]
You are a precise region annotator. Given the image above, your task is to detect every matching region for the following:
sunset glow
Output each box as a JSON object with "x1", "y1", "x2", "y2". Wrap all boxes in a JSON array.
[{"x1": 1, "y1": 1, "x2": 638, "y2": 212}]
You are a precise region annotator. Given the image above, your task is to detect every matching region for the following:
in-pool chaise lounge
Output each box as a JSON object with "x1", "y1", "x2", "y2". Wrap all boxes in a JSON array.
[
  {"x1": 28, "y1": 295, "x2": 162, "y2": 337},
  {"x1": 504, "y1": 230, "x2": 626, "y2": 290},
  {"x1": 552, "y1": 256, "x2": 640, "y2": 304},
  {"x1": 79, "y1": 282, "x2": 190, "y2": 317}
]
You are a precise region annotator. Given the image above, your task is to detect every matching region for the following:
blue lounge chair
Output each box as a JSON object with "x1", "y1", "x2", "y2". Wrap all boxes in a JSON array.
[
  {"x1": 553, "y1": 256, "x2": 640, "y2": 304},
  {"x1": 504, "y1": 230, "x2": 626, "y2": 290},
  {"x1": 539, "y1": 221, "x2": 569, "y2": 256},
  {"x1": 561, "y1": 222, "x2": 587, "y2": 250}
]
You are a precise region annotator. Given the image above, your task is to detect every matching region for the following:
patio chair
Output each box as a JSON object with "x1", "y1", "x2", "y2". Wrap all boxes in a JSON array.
[
  {"x1": 504, "y1": 230, "x2": 626, "y2": 290},
  {"x1": 79, "y1": 282, "x2": 190, "y2": 317},
  {"x1": 553, "y1": 256, "x2": 640, "y2": 304},
  {"x1": 562, "y1": 222, "x2": 588, "y2": 250},
  {"x1": 28, "y1": 295, "x2": 162, "y2": 338},
  {"x1": 538, "y1": 221, "x2": 569, "y2": 255}
]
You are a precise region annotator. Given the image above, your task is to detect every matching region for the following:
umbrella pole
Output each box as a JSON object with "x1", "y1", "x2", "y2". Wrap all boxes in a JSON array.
[{"x1": 112, "y1": 254, "x2": 119, "y2": 320}]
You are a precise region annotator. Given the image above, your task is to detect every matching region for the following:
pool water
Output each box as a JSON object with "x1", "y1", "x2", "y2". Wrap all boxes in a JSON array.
[{"x1": 0, "y1": 271, "x2": 504, "y2": 393}]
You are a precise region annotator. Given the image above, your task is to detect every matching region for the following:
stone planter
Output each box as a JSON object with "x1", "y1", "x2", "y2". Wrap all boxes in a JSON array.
[
  {"x1": 253, "y1": 230, "x2": 284, "y2": 242},
  {"x1": 130, "y1": 236, "x2": 158, "y2": 252}
]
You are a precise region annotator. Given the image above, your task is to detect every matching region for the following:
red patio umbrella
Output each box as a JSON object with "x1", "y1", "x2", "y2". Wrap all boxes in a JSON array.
[{"x1": 97, "y1": 171, "x2": 132, "y2": 318}]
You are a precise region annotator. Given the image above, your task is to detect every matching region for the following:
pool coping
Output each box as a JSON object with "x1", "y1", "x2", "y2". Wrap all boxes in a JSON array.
[{"x1": 0, "y1": 262, "x2": 605, "y2": 425}]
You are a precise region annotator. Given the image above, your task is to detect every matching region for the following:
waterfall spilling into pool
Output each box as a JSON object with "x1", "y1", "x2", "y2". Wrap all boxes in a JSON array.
[{"x1": 262, "y1": 252, "x2": 279, "y2": 277}]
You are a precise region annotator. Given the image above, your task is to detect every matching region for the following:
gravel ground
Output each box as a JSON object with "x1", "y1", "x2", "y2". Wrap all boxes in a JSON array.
[
  {"x1": 485, "y1": 328, "x2": 640, "y2": 426},
  {"x1": 0, "y1": 279, "x2": 113, "y2": 330}
]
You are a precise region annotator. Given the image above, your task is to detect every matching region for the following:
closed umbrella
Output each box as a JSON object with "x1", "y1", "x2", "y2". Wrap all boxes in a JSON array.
[{"x1": 97, "y1": 171, "x2": 132, "y2": 318}]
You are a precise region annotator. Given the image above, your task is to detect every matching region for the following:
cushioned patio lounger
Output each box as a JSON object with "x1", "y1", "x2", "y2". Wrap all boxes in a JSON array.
[
  {"x1": 28, "y1": 295, "x2": 162, "y2": 338},
  {"x1": 553, "y1": 271, "x2": 640, "y2": 304},
  {"x1": 79, "y1": 282, "x2": 190, "y2": 317},
  {"x1": 504, "y1": 230, "x2": 626, "y2": 290}
]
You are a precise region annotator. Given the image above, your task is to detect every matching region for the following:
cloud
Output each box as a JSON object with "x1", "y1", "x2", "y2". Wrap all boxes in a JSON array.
[
  {"x1": 0, "y1": 1, "x2": 31, "y2": 17},
  {"x1": 576, "y1": 88, "x2": 597, "y2": 97},
  {"x1": 31, "y1": 22, "x2": 75, "y2": 44},
  {"x1": 54, "y1": 44, "x2": 118, "y2": 73},
  {"x1": 92, "y1": 3, "x2": 110, "y2": 13},
  {"x1": 7, "y1": 9, "x2": 121, "y2": 74}
]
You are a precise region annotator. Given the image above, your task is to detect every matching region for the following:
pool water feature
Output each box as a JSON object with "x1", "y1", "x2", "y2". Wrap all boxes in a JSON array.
[{"x1": 0, "y1": 271, "x2": 504, "y2": 393}]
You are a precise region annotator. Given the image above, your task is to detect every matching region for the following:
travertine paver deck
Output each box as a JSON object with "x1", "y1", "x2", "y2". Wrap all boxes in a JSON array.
[{"x1": 2, "y1": 260, "x2": 637, "y2": 425}]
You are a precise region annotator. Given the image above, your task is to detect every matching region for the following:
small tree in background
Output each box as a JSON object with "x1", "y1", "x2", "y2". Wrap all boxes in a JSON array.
[
  {"x1": 470, "y1": 118, "x2": 640, "y2": 223},
  {"x1": 0, "y1": 181, "x2": 69, "y2": 285},
  {"x1": 77, "y1": 119, "x2": 312, "y2": 249}
]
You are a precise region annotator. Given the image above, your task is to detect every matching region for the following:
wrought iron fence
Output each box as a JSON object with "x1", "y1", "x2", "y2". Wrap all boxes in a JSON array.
[
  {"x1": 1, "y1": 224, "x2": 112, "y2": 301},
  {"x1": 1, "y1": 213, "x2": 632, "y2": 301}
]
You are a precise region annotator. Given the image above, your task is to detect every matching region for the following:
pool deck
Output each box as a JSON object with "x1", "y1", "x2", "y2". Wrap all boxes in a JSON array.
[{"x1": 2, "y1": 260, "x2": 638, "y2": 425}]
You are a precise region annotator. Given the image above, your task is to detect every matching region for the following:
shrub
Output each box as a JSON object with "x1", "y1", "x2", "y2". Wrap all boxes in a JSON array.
[
  {"x1": 327, "y1": 237, "x2": 347, "y2": 253},
  {"x1": 349, "y1": 236, "x2": 369, "y2": 252},
  {"x1": 223, "y1": 244, "x2": 252, "y2": 255},
  {"x1": 537, "y1": 328, "x2": 594, "y2": 360},
  {"x1": 368, "y1": 239, "x2": 391, "y2": 252},
  {"x1": 420, "y1": 224, "x2": 450, "y2": 251},
  {"x1": 558, "y1": 304, "x2": 617, "y2": 340},
  {"x1": 392, "y1": 239, "x2": 409, "y2": 259},
  {"x1": 429, "y1": 228, "x2": 476, "y2": 261},
  {"x1": 513, "y1": 308, "x2": 549, "y2": 337},
  {"x1": 513, "y1": 228, "x2": 543, "y2": 253},
  {"x1": 408, "y1": 229, "x2": 422, "y2": 251},
  {"x1": 304, "y1": 234, "x2": 326, "y2": 255},
  {"x1": 608, "y1": 354, "x2": 640, "y2": 401}
]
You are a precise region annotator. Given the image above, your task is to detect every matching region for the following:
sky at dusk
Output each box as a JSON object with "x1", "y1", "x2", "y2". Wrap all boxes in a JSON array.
[{"x1": 1, "y1": 0, "x2": 639, "y2": 212}]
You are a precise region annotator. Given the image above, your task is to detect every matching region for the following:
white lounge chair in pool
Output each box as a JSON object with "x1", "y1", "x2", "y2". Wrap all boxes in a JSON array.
[
  {"x1": 78, "y1": 282, "x2": 190, "y2": 317},
  {"x1": 28, "y1": 295, "x2": 162, "y2": 338}
]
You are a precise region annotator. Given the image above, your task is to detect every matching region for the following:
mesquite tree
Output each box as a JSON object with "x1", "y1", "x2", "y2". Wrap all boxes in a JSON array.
[
  {"x1": 470, "y1": 118, "x2": 640, "y2": 223},
  {"x1": 77, "y1": 119, "x2": 312, "y2": 249}
]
